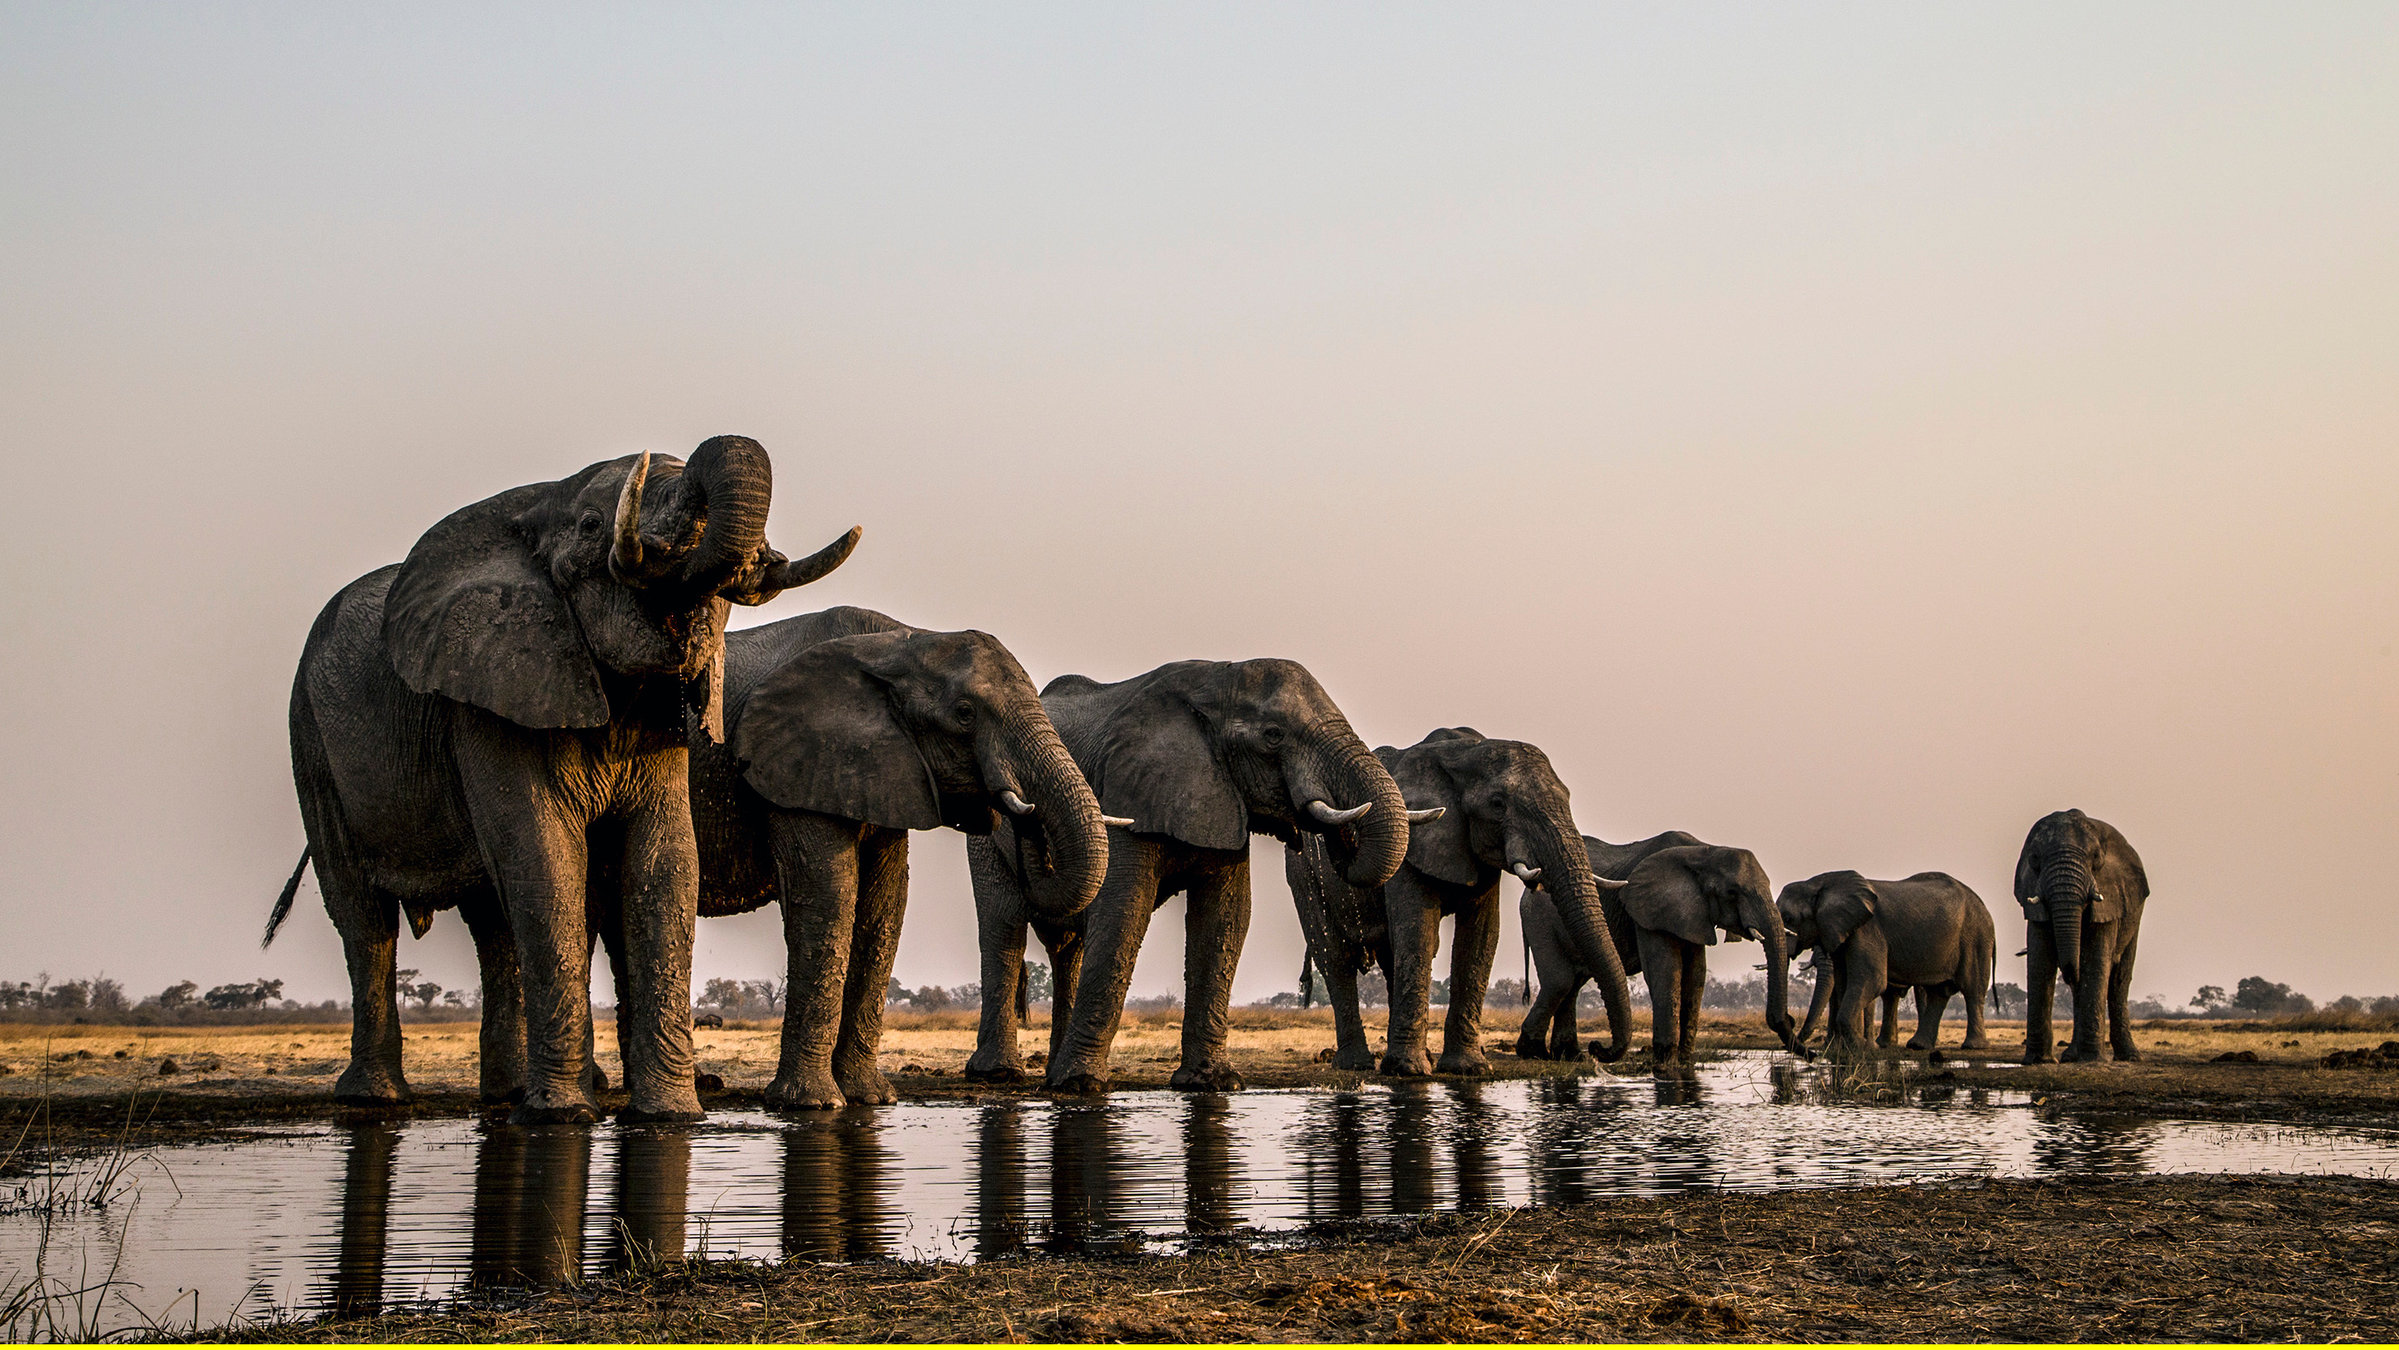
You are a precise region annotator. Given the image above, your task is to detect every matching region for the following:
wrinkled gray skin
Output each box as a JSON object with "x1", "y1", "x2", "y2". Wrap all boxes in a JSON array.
[
  {"x1": 271, "y1": 436, "x2": 860, "y2": 1123},
  {"x1": 1588, "y1": 844, "x2": 1802, "y2": 1069},
  {"x1": 963, "y1": 810, "x2": 1096, "y2": 1083},
  {"x1": 687, "y1": 607, "x2": 1108, "y2": 1110},
  {"x1": 1777, "y1": 870, "x2": 1994, "y2": 1056},
  {"x1": 2015, "y1": 809, "x2": 2151, "y2": 1063},
  {"x1": 1514, "y1": 831, "x2": 1702, "y2": 1061},
  {"x1": 1365, "y1": 729, "x2": 1638, "y2": 1077},
  {"x1": 1008, "y1": 658, "x2": 1410, "y2": 1093},
  {"x1": 1282, "y1": 829, "x2": 1397, "y2": 1072}
]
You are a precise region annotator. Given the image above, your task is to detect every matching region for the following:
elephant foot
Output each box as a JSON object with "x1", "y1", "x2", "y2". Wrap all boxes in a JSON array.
[
  {"x1": 1332, "y1": 1048, "x2": 1377, "y2": 1073},
  {"x1": 584, "y1": 1063, "x2": 611, "y2": 1094},
  {"x1": 1905, "y1": 1038, "x2": 1935, "y2": 1052},
  {"x1": 836, "y1": 1065, "x2": 897, "y2": 1106},
  {"x1": 1436, "y1": 1049, "x2": 1490, "y2": 1077},
  {"x1": 764, "y1": 1071, "x2": 848, "y2": 1111},
  {"x1": 1649, "y1": 1058, "x2": 1687, "y2": 1079},
  {"x1": 509, "y1": 1100, "x2": 599, "y2": 1126},
  {"x1": 1960, "y1": 1036, "x2": 1992, "y2": 1051},
  {"x1": 2023, "y1": 1047, "x2": 2055, "y2": 1065},
  {"x1": 2059, "y1": 1044, "x2": 2092, "y2": 1063},
  {"x1": 1513, "y1": 1036, "x2": 1548, "y2": 1061},
  {"x1": 479, "y1": 1086, "x2": 527, "y2": 1108},
  {"x1": 2112, "y1": 1044, "x2": 2141, "y2": 1062},
  {"x1": 962, "y1": 1056, "x2": 1026, "y2": 1083},
  {"x1": 619, "y1": 1103, "x2": 705, "y2": 1124},
  {"x1": 333, "y1": 1064, "x2": 411, "y2": 1108},
  {"x1": 1379, "y1": 1048, "x2": 1433, "y2": 1077},
  {"x1": 1170, "y1": 1062, "x2": 1243, "y2": 1092},
  {"x1": 1046, "y1": 1067, "x2": 1110, "y2": 1094}
]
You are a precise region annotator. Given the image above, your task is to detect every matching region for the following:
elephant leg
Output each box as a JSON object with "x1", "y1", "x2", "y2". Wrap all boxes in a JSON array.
[
  {"x1": 1636, "y1": 929, "x2": 1683, "y2": 1068},
  {"x1": 1174, "y1": 855, "x2": 1251, "y2": 1091},
  {"x1": 833, "y1": 829, "x2": 907, "y2": 1105},
  {"x1": 1828, "y1": 958, "x2": 1871, "y2": 1058},
  {"x1": 1319, "y1": 957, "x2": 1374, "y2": 1072},
  {"x1": 461, "y1": 896, "x2": 527, "y2": 1105},
  {"x1": 1437, "y1": 884, "x2": 1501, "y2": 1076},
  {"x1": 1961, "y1": 949, "x2": 1993, "y2": 1051},
  {"x1": 1798, "y1": 958, "x2": 1833, "y2": 1045},
  {"x1": 329, "y1": 877, "x2": 410, "y2": 1107},
  {"x1": 2107, "y1": 932, "x2": 2142, "y2": 1062},
  {"x1": 1875, "y1": 987, "x2": 1901, "y2": 1047},
  {"x1": 1677, "y1": 945, "x2": 1706, "y2": 1063},
  {"x1": 767, "y1": 813, "x2": 859, "y2": 1110},
  {"x1": 608, "y1": 793, "x2": 703, "y2": 1123},
  {"x1": 2062, "y1": 921, "x2": 2110, "y2": 1062},
  {"x1": 965, "y1": 841, "x2": 1032, "y2": 1082},
  {"x1": 1045, "y1": 931, "x2": 1082, "y2": 1066},
  {"x1": 1048, "y1": 842, "x2": 1166, "y2": 1092},
  {"x1": 1378, "y1": 871, "x2": 1445, "y2": 1077},
  {"x1": 2023, "y1": 923, "x2": 2057, "y2": 1064},
  {"x1": 1289, "y1": 849, "x2": 1374, "y2": 1072},
  {"x1": 1515, "y1": 977, "x2": 1565, "y2": 1060},
  {"x1": 596, "y1": 913, "x2": 632, "y2": 1091},
  {"x1": 1908, "y1": 987, "x2": 1951, "y2": 1051},
  {"x1": 1553, "y1": 978, "x2": 1587, "y2": 1060}
]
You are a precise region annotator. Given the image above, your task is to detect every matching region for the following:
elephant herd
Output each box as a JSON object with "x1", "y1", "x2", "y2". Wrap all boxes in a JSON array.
[{"x1": 270, "y1": 438, "x2": 2154, "y2": 1125}]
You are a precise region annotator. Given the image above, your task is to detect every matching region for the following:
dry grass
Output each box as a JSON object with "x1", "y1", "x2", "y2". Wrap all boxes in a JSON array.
[{"x1": 206, "y1": 1174, "x2": 2399, "y2": 1343}]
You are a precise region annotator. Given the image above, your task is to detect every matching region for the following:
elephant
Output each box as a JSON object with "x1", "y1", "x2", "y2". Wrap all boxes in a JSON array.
[
  {"x1": 978, "y1": 658, "x2": 1412, "y2": 1093},
  {"x1": 1590, "y1": 844, "x2": 1801, "y2": 1069},
  {"x1": 1513, "y1": 830, "x2": 1703, "y2": 1061},
  {"x1": 1290, "y1": 728, "x2": 1638, "y2": 1078},
  {"x1": 683, "y1": 605, "x2": 1111, "y2": 1109},
  {"x1": 269, "y1": 435, "x2": 859, "y2": 1123},
  {"x1": 962, "y1": 812, "x2": 1093, "y2": 1083},
  {"x1": 1776, "y1": 870, "x2": 1994, "y2": 1055},
  {"x1": 2015, "y1": 809, "x2": 2151, "y2": 1063}
]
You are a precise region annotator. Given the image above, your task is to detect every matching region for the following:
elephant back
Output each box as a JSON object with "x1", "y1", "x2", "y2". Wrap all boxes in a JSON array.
[{"x1": 722, "y1": 606, "x2": 916, "y2": 717}]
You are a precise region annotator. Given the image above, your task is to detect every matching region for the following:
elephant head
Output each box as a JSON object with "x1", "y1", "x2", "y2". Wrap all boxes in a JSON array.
[
  {"x1": 1628, "y1": 845, "x2": 1802, "y2": 1054},
  {"x1": 1775, "y1": 869, "x2": 1879, "y2": 957},
  {"x1": 383, "y1": 435, "x2": 860, "y2": 736},
  {"x1": 1383, "y1": 728, "x2": 1636, "y2": 1062},
  {"x1": 730, "y1": 628, "x2": 1111, "y2": 921},
  {"x1": 1066, "y1": 658, "x2": 1409, "y2": 889},
  {"x1": 2014, "y1": 809, "x2": 2147, "y2": 986}
]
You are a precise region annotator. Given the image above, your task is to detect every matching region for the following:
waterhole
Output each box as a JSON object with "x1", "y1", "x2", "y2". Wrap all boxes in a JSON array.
[{"x1": 5, "y1": 1053, "x2": 2392, "y2": 1336}]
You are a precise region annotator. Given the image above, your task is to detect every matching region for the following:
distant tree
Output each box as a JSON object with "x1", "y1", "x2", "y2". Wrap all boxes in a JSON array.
[
  {"x1": 2231, "y1": 976, "x2": 2312, "y2": 1016},
  {"x1": 1355, "y1": 968, "x2": 1389, "y2": 1007},
  {"x1": 1989, "y1": 983, "x2": 2028, "y2": 1018},
  {"x1": 44, "y1": 979, "x2": 90, "y2": 1013},
  {"x1": 156, "y1": 980, "x2": 198, "y2": 1010},
  {"x1": 2191, "y1": 985, "x2": 2228, "y2": 1014},
  {"x1": 909, "y1": 984, "x2": 953, "y2": 1012},
  {"x1": 203, "y1": 978, "x2": 285, "y2": 1011},
  {"x1": 1427, "y1": 977, "x2": 1450, "y2": 1007},
  {"x1": 1024, "y1": 962, "x2": 1053, "y2": 1006},
  {"x1": 0, "y1": 981, "x2": 30, "y2": 1011},
  {"x1": 1487, "y1": 977, "x2": 1529, "y2": 1009},
  {"x1": 886, "y1": 976, "x2": 908, "y2": 1005},
  {"x1": 86, "y1": 977, "x2": 127, "y2": 1014},
  {"x1": 404, "y1": 979, "x2": 442, "y2": 1010},
  {"x1": 443, "y1": 989, "x2": 468, "y2": 1008}
]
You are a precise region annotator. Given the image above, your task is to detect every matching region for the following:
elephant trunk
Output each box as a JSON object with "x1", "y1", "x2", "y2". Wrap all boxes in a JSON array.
[
  {"x1": 1518, "y1": 814, "x2": 1636, "y2": 1063},
  {"x1": 1756, "y1": 906, "x2": 1801, "y2": 1056},
  {"x1": 673, "y1": 435, "x2": 775, "y2": 593},
  {"x1": 1798, "y1": 950, "x2": 1833, "y2": 1044},
  {"x1": 1320, "y1": 736, "x2": 1409, "y2": 889},
  {"x1": 2039, "y1": 854, "x2": 2094, "y2": 986},
  {"x1": 994, "y1": 701, "x2": 1109, "y2": 924}
]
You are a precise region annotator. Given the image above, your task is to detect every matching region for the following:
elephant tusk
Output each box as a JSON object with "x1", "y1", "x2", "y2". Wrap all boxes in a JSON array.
[
  {"x1": 1404, "y1": 806, "x2": 1446, "y2": 824},
  {"x1": 762, "y1": 525, "x2": 863, "y2": 592},
  {"x1": 1307, "y1": 799, "x2": 1373, "y2": 825},
  {"x1": 1590, "y1": 875, "x2": 1628, "y2": 890},
  {"x1": 1509, "y1": 862, "x2": 1543, "y2": 883},
  {"x1": 1099, "y1": 814, "x2": 1135, "y2": 828},
  {"x1": 609, "y1": 451, "x2": 652, "y2": 580},
  {"x1": 998, "y1": 790, "x2": 1037, "y2": 817}
]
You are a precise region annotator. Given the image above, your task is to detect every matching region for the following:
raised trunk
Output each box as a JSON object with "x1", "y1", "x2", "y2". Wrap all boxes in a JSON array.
[
  {"x1": 1323, "y1": 739, "x2": 1409, "y2": 888},
  {"x1": 996, "y1": 703, "x2": 1109, "y2": 924},
  {"x1": 674, "y1": 435, "x2": 775, "y2": 592},
  {"x1": 1521, "y1": 815, "x2": 1635, "y2": 1063}
]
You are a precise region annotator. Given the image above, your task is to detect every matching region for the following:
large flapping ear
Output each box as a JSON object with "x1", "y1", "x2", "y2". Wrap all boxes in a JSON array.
[
  {"x1": 2089, "y1": 822, "x2": 2147, "y2": 924},
  {"x1": 1088, "y1": 671, "x2": 1246, "y2": 851},
  {"x1": 383, "y1": 483, "x2": 609, "y2": 728},
  {"x1": 1386, "y1": 743, "x2": 1476, "y2": 885},
  {"x1": 1818, "y1": 875, "x2": 1878, "y2": 951},
  {"x1": 2012, "y1": 827, "x2": 2044, "y2": 917},
  {"x1": 730, "y1": 632, "x2": 941, "y2": 830},
  {"x1": 1621, "y1": 849, "x2": 1720, "y2": 948}
]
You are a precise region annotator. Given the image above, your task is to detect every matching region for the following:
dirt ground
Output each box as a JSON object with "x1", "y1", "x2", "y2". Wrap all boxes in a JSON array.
[{"x1": 199, "y1": 1174, "x2": 2399, "y2": 1343}]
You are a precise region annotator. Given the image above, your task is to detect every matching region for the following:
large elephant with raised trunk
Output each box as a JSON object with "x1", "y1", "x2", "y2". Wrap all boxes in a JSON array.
[
  {"x1": 990, "y1": 658, "x2": 1410, "y2": 1093},
  {"x1": 1348, "y1": 728, "x2": 1638, "y2": 1077},
  {"x1": 1777, "y1": 870, "x2": 1994, "y2": 1056},
  {"x1": 1513, "y1": 830, "x2": 1701, "y2": 1061},
  {"x1": 685, "y1": 606, "x2": 1112, "y2": 1109},
  {"x1": 2015, "y1": 809, "x2": 2150, "y2": 1063},
  {"x1": 271, "y1": 436, "x2": 859, "y2": 1123}
]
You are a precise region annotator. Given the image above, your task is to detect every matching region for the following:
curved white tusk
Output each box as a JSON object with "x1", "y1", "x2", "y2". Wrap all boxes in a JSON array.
[
  {"x1": 1509, "y1": 862, "x2": 1543, "y2": 883},
  {"x1": 1404, "y1": 806, "x2": 1446, "y2": 824},
  {"x1": 1590, "y1": 875, "x2": 1628, "y2": 890},
  {"x1": 609, "y1": 451, "x2": 651, "y2": 579},
  {"x1": 1099, "y1": 814, "x2": 1135, "y2": 829},
  {"x1": 1307, "y1": 800, "x2": 1372, "y2": 825},
  {"x1": 998, "y1": 791, "x2": 1037, "y2": 817}
]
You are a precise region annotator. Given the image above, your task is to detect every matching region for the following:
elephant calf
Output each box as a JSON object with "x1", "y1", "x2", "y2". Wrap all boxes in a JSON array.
[
  {"x1": 1777, "y1": 870, "x2": 1995, "y2": 1056},
  {"x1": 687, "y1": 606, "x2": 1111, "y2": 1109}
]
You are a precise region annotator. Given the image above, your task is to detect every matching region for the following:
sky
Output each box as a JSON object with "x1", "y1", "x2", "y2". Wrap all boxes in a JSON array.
[{"x1": 2, "y1": 4, "x2": 2394, "y2": 1015}]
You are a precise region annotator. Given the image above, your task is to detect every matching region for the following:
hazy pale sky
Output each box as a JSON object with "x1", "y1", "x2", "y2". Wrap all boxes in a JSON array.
[{"x1": 3, "y1": 4, "x2": 2394, "y2": 1013}]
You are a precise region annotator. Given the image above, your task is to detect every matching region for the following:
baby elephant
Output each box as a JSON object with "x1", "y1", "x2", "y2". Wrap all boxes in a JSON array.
[{"x1": 1776, "y1": 871, "x2": 1994, "y2": 1055}]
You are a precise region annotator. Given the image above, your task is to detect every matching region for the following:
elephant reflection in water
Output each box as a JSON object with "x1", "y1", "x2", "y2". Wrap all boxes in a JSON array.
[
  {"x1": 469, "y1": 1126, "x2": 591, "y2": 1289},
  {"x1": 972, "y1": 1104, "x2": 1032, "y2": 1260},
  {"x1": 1383, "y1": 1084, "x2": 1503, "y2": 1215},
  {"x1": 1521, "y1": 1077, "x2": 1608, "y2": 1210},
  {"x1": 1043, "y1": 1104, "x2": 1147, "y2": 1256},
  {"x1": 327, "y1": 1123, "x2": 400, "y2": 1318},
  {"x1": 605, "y1": 1128, "x2": 691, "y2": 1275},
  {"x1": 1182, "y1": 1094, "x2": 1239, "y2": 1236},
  {"x1": 1295, "y1": 1094, "x2": 1371, "y2": 1222},
  {"x1": 2032, "y1": 1113, "x2": 2157, "y2": 1178},
  {"x1": 780, "y1": 1115, "x2": 894, "y2": 1261}
]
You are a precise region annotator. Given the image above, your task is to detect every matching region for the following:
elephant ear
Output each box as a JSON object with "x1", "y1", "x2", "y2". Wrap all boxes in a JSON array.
[
  {"x1": 1818, "y1": 877, "x2": 1878, "y2": 951},
  {"x1": 1386, "y1": 744, "x2": 1476, "y2": 886},
  {"x1": 2089, "y1": 825, "x2": 2148, "y2": 924},
  {"x1": 1090, "y1": 676, "x2": 1246, "y2": 851},
  {"x1": 2012, "y1": 831, "x2": 2044, "y2": 919},
  {"x1": 729, "y1": 632, "x2": 941, "y2": 831},
  {"x1": 1622, "y1": 851, "x2": 1719, "y2": 948},
  {"x1": 382, "y1": 484, "x2": 608, "y2": 728}
]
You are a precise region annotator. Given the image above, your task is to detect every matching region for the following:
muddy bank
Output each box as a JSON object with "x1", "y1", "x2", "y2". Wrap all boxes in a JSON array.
[{"x1": 200, "y1": 1174, "x2": 2399, "y2": 1343}]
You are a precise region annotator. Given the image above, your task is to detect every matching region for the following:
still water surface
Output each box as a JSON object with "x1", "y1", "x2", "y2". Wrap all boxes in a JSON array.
[{"x1": 5, "y1": 1054, "x2": 2392, "y2": 1335}]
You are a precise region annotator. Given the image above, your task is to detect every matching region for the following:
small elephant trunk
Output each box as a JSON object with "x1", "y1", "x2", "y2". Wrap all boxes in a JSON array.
[
  {"x1": 1522, "y1": 817, "x2": 1636, "y2": 1063},
  {"x1": 997, "y1": 703, "x2": 1110, "y2": 925}
]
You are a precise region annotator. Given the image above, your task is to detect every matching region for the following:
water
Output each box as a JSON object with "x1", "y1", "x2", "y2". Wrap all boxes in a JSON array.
[{"x1": 4, "y1": 1054, "x2": 2392, "y2": 1336}]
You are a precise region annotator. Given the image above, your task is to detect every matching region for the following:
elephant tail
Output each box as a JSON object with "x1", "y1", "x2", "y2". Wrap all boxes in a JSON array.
[
  {"x1": 263, "y1": 847, "x2": 311, "y2": 948},
  {"x1": 1017, "y1": 958, "x2": 1032, "y2": 1027}
]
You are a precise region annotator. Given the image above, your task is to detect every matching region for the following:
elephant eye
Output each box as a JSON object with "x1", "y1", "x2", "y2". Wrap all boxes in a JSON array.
[
  {"x1": 1262, "y1": 725, "x2": 1285, "y2": 746},
  {"x1": 578, "y1": 512, "x2": 604, "y2": 536},
  {"x1": 953, "y1": 699, "x2": 975, "y2": 727}
]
